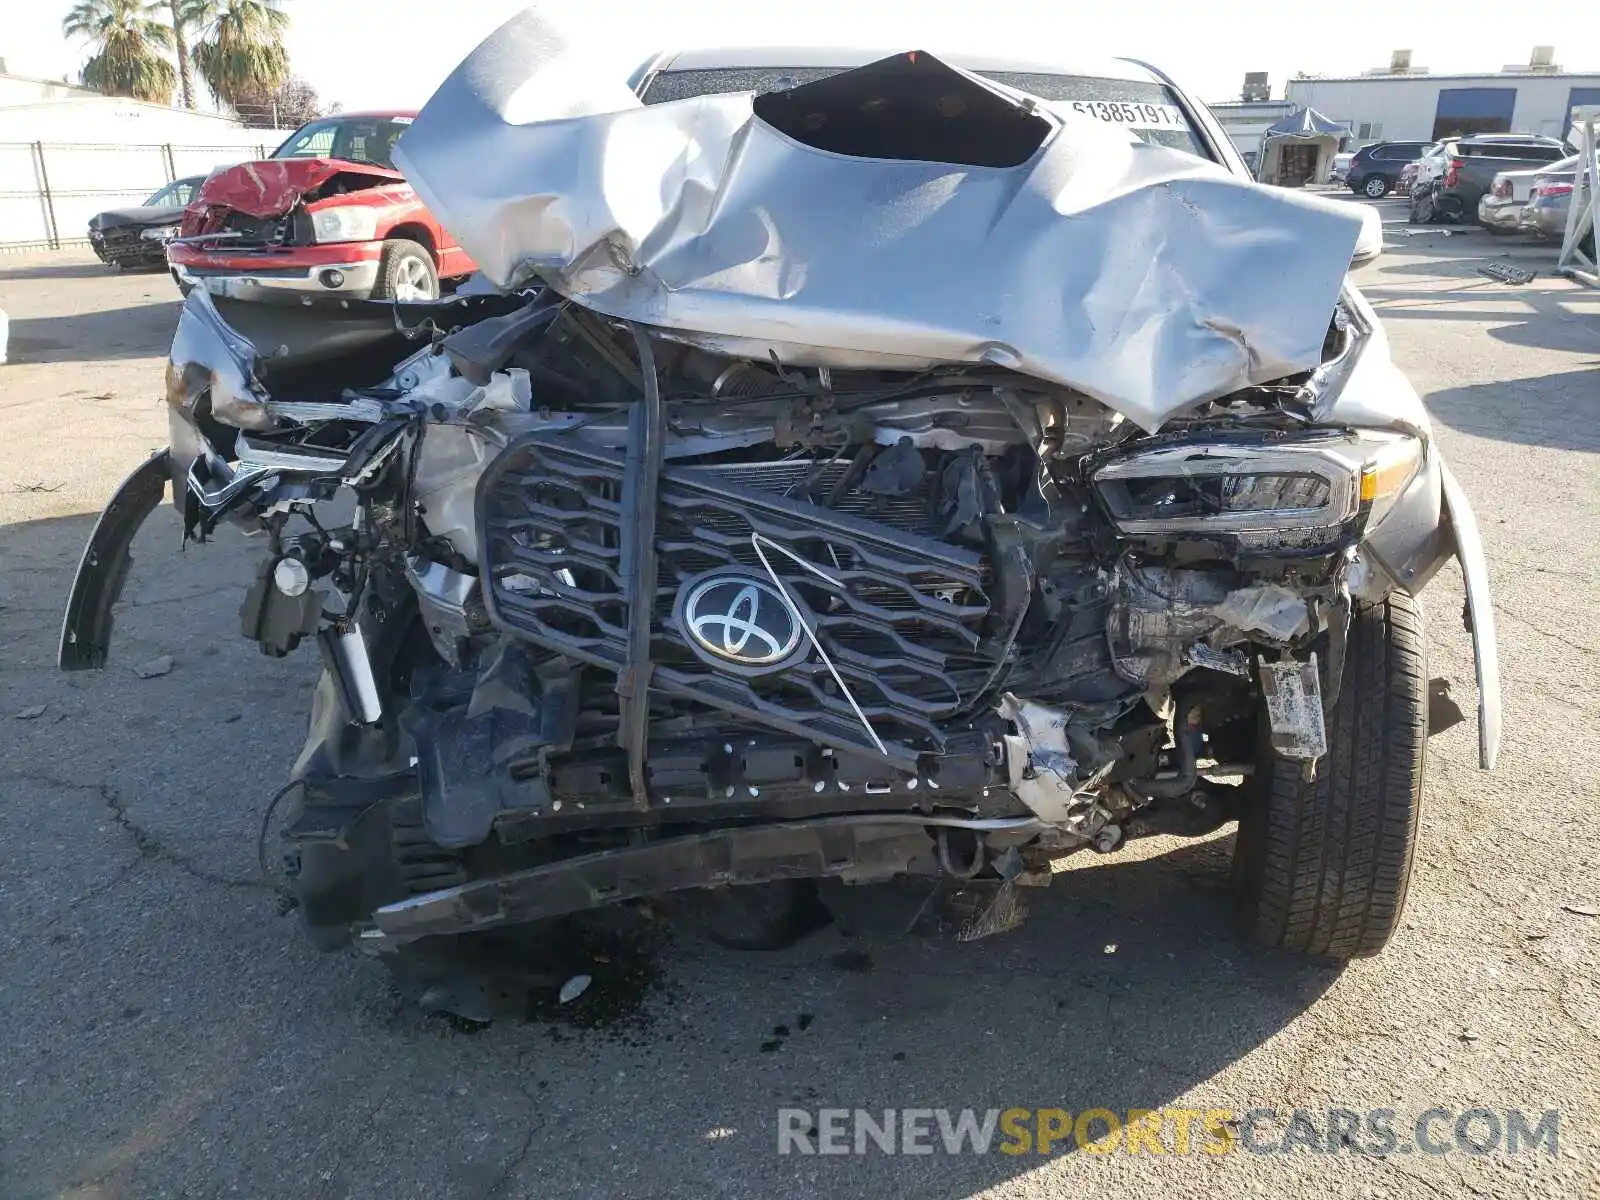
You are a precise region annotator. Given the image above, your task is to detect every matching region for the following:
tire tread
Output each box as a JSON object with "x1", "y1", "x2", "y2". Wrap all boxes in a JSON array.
[{"x1": 1237, "y1": 593, "x2": 1426, "y2": 957}]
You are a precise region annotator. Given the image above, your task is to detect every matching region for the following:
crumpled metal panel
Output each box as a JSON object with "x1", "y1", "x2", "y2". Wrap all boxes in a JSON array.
[{"x1": 395, "y1": 10, "x2": 1363, "y2": 431}]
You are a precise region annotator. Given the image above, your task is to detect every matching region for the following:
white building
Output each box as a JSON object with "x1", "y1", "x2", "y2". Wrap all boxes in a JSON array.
[
  {"x1": 0, "y1": 72, "x2": 272, "y2": 250},
  {"x1": 0, "y1": 67, "x2": 102, "y2": 106},
  {"x1": 1286, "y1": 49, "x2": 1600, "y2": 145},
  {"x1": 1207, "y1": 98, "x2": 1302, "y2": 164}
]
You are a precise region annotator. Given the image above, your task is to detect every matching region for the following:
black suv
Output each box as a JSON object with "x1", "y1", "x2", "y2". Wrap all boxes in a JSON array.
[{"x1": 1347, "y1": 141, "x2": 1432, "y2": 198}]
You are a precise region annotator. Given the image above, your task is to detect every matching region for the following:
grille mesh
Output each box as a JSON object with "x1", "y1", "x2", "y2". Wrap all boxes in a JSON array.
[{"x1": 479, "y1": 436, "x2": 998, "y2": 764}]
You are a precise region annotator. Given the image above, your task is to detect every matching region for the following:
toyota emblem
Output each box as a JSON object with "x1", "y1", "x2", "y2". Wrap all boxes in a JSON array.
[{"x1": 680, "y1": 575, "x2": 803, "y2": 667}]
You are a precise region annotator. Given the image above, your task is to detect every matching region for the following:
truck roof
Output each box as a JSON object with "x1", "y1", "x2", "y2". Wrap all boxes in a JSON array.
[
  {"x1": 320, "y1": 109, "x2": 418, "y2": 121},
  {"x1": 642, "y1": 45, "x2": 1165, "y2": 86}
]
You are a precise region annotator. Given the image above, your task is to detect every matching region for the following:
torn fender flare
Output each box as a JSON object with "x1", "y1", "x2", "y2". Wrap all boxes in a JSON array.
[
  {"x1": 1440, "y1": 461, "x2": 1501, "y2": 770},
  {"x1": 59, "y1": 449, "x2": 171, "y2": 671}
]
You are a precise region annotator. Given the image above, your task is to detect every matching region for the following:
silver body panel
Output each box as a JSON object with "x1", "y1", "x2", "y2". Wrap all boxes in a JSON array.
[{"x1": 394, "y1": 10, "x2": 1363, "y2": 432}]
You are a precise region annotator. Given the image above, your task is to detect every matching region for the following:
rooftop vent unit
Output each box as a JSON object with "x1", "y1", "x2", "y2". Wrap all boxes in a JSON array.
[
  {"x1": 1364, "y1": 50, "x2": 1427, "y2": 76},
  {"x1": 1503, "y1": 47, "x2": 1561, "y2": 72}
]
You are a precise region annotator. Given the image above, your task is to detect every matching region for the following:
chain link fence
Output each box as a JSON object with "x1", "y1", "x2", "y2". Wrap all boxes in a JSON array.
[{"x1": 0, "y1": 139, "x2": 270, "y2": 251}]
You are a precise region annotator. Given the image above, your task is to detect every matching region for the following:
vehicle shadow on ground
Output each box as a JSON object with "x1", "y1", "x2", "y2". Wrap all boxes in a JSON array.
[
  {"x1": 0, "y1": 260, "x2": 137, "y2": 283},
  {"x1": 1364, "y1": 278, "x2": 1600, "y2": 358},
  {"x1": 1422, "y1": 364, "x2": 1600, "y2": 452},
  {"x1": 504, "y1": 838, "x2": 1345, "y2": 1195},
  {"x1": 5, "y1": 303, "x2": 182, "y2": 364}
]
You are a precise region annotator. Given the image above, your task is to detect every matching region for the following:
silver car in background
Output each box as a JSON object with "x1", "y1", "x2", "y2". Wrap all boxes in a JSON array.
[
  {"x1": 1478, "y1": 163, "x2": 1547, "y2": 232},
  {"x1": 1520, "y1": 154, "x2": 1595, "y2": 245}
]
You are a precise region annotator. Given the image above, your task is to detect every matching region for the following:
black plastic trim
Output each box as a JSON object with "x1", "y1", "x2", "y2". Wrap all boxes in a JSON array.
[{"x1": 59, "y1": 450, "x2": 172, "y2": 670}]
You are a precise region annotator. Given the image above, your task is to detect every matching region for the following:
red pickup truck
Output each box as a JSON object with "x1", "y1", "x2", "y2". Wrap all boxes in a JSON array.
[{"x1": 168, "y1": 111, "x2": 475, "y2": 301}]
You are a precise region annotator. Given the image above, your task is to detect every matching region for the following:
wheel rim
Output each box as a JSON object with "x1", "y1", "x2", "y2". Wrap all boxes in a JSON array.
[
  {"x1": 1365, "y1": 178, "x2": 1385, "y2": 197},
  {"x1": 393, "y1": 256, "x2": 434, "y2": 302}
]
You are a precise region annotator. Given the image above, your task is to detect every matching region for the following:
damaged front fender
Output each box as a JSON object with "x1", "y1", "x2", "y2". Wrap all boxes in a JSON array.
[{"x1": 1440, "y1": 463, "x2": 1501, "y2": 770}]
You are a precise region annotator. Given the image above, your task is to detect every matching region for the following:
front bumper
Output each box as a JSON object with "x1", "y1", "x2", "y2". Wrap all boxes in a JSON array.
[
  {"x1": 1478, "y1": 196, "x2": 1525, "y2": 231},
  {"x1": 365, "y1": 814, "x2": 1040, "y2": 946},
  {"x1": 89, "y1": 228, "x2": 169, "y2": 266},
  {"x1": 168, "y1": 240, "x2": 384, "y2": 298}
]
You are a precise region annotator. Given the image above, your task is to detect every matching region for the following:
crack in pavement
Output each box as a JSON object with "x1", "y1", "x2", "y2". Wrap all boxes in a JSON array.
[
  {"x1": 1492, "y1": 603, "x2": 1600, "y2": 657},
  {"x1": 1, "y1": 771, "x2": 274, "y2": 895},
  {"x1": 0, "y1": 584, "x2": 237, "y2": 617},
  {"x1": 480, "y1": 1053, "x2": 544, "y2": 1200}
]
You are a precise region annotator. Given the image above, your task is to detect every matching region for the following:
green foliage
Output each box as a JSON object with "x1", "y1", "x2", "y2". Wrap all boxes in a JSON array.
[
  {"x1": 63, "y1": 0, "x2": 177, "y2": 105},
  {"x1": 182, "y1": 0, "x2": 291, "y2": 111}
]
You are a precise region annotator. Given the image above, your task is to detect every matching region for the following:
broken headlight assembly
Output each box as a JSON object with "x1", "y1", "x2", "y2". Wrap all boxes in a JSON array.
[{"x1": 1091, "y1": 431, "x2": 1423, "y2": 541}]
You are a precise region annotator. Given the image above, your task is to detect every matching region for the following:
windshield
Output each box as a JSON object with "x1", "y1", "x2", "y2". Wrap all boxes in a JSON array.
[
  {"x1": 640, "y1": 66, "x2": 1210, "y2": 158},
  {"x1": 145, "y1": 178, "x2": 200, "y2": 206},
  {"x1": 271, "y1": 116, "x2": 413, "y2": 168}
]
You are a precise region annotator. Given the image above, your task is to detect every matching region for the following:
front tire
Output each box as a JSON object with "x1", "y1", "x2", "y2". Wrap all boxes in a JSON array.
[
  {"x1": 372, "y1": 238, "x2": 438, "y2": 302},
  {"x1": 1364, "y1": 175, "x2": 1391, "y2": 199},
  {"x1": 1234, "y1": 592, "x2": 1427, "y2": 958}
]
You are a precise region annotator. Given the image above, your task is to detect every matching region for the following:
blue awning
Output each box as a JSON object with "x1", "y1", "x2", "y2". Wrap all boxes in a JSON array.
[{"x1": 1264, "y1": 106, "x2": 1345, "y2": 138}]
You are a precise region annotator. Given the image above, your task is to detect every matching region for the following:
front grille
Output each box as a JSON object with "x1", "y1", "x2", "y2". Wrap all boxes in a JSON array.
[
  {"x1": 93, "y1": 227, "x2": 150, "y2": 257},
  {"x1": 479, "y1": 435, "x2": 998, "y2": 766}
]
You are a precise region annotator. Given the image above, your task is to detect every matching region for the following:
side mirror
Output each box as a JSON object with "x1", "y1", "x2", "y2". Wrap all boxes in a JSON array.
[{"x1": 1351, "y1": 204, "x2": 1384, "y2": 267}]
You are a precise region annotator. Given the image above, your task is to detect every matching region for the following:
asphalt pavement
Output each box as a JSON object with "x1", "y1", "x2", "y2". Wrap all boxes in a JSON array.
[{"x1": 1, "y1": 208, "x2": 1597, "y2": 1199}]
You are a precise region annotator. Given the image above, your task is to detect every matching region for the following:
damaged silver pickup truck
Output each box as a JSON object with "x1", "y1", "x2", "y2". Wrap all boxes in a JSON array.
[{"x1": 61, "y1": 13, "x2": 1500, "y2": 1001}]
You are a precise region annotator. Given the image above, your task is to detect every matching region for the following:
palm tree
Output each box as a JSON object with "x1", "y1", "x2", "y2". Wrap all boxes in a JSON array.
[
  {"x1": 166, "y1": 0, "x2": 197, "y2": 109},
  {"x1": 183, "y1": 0, "x2": 290, "y2": 114},
  {"x1": 63, "y1": 0, "x2": 177, "y2": 105}
]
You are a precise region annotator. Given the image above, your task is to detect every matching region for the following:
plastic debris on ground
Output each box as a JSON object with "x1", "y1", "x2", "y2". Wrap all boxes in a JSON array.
[{"x1": 1476, "y1": 263, "x2": 1536, "y2": 285}]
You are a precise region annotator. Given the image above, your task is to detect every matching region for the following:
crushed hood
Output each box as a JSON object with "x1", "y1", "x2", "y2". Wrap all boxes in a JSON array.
[
  {"x1": 395, "y1": 10, "x2": 1364, "y2": 431},
  {"x1": 195, "y1": 157, "x2": 404, "y2": 218}
]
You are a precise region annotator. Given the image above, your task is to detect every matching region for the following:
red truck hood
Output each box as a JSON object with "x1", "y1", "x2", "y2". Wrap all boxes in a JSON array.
[{"x1": 197, "y1": 157, "x2": 405, "y2": 217}]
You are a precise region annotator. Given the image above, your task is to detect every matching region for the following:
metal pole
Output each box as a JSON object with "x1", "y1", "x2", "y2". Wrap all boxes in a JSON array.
[
  {"x1": 1556, "y1": 107, "x2": 1598, "y2": 286},
  {"x1": 163, "y1": 142, "x2": 177, "y2": 182},
  {"x1": 32, "y1": 142, "x2": 60, "y2": 250}
]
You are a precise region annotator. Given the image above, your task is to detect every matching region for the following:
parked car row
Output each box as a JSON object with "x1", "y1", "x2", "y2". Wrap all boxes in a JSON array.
[
  {"x1": 1338, "y1": 133, "x2": 1586, "y2": 249},
  {"x1": 86, "y1": 112, "x2": 476, "y2": 301},
  {"x1": 1346, "y1": 134, "x2": 1568, "y2": 204},
  {"x1": 1408, "y1": 135, "x2": 1568, "y2": 225},
  {"x1": 1480, "y1": 153, "x2": 1595, "y2": 247}
]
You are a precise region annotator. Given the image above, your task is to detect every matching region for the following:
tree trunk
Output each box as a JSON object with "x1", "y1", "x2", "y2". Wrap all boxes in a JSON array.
[{"x1": 168, "y1": 0, "x2": 195, "y2": 110}]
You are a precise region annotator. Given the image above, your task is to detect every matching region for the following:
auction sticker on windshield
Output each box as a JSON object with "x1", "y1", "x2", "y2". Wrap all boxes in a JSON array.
[{"x1": 1068, "y1": 101, "x2": 1187, "y2": 130}]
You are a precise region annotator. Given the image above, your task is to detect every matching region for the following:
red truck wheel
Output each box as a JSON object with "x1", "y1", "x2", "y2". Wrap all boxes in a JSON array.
[{"x1": 373, "y1": 239, "x2": 438, "y2": 302}]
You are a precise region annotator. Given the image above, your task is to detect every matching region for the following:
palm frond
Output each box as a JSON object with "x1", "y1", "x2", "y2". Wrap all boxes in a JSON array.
[
  {"x1": 65, "y1": 0, "x2": 177, "y2": 104},
  {"x1": 186, "y1": 0, "x2": 292, "y2": 109}
]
